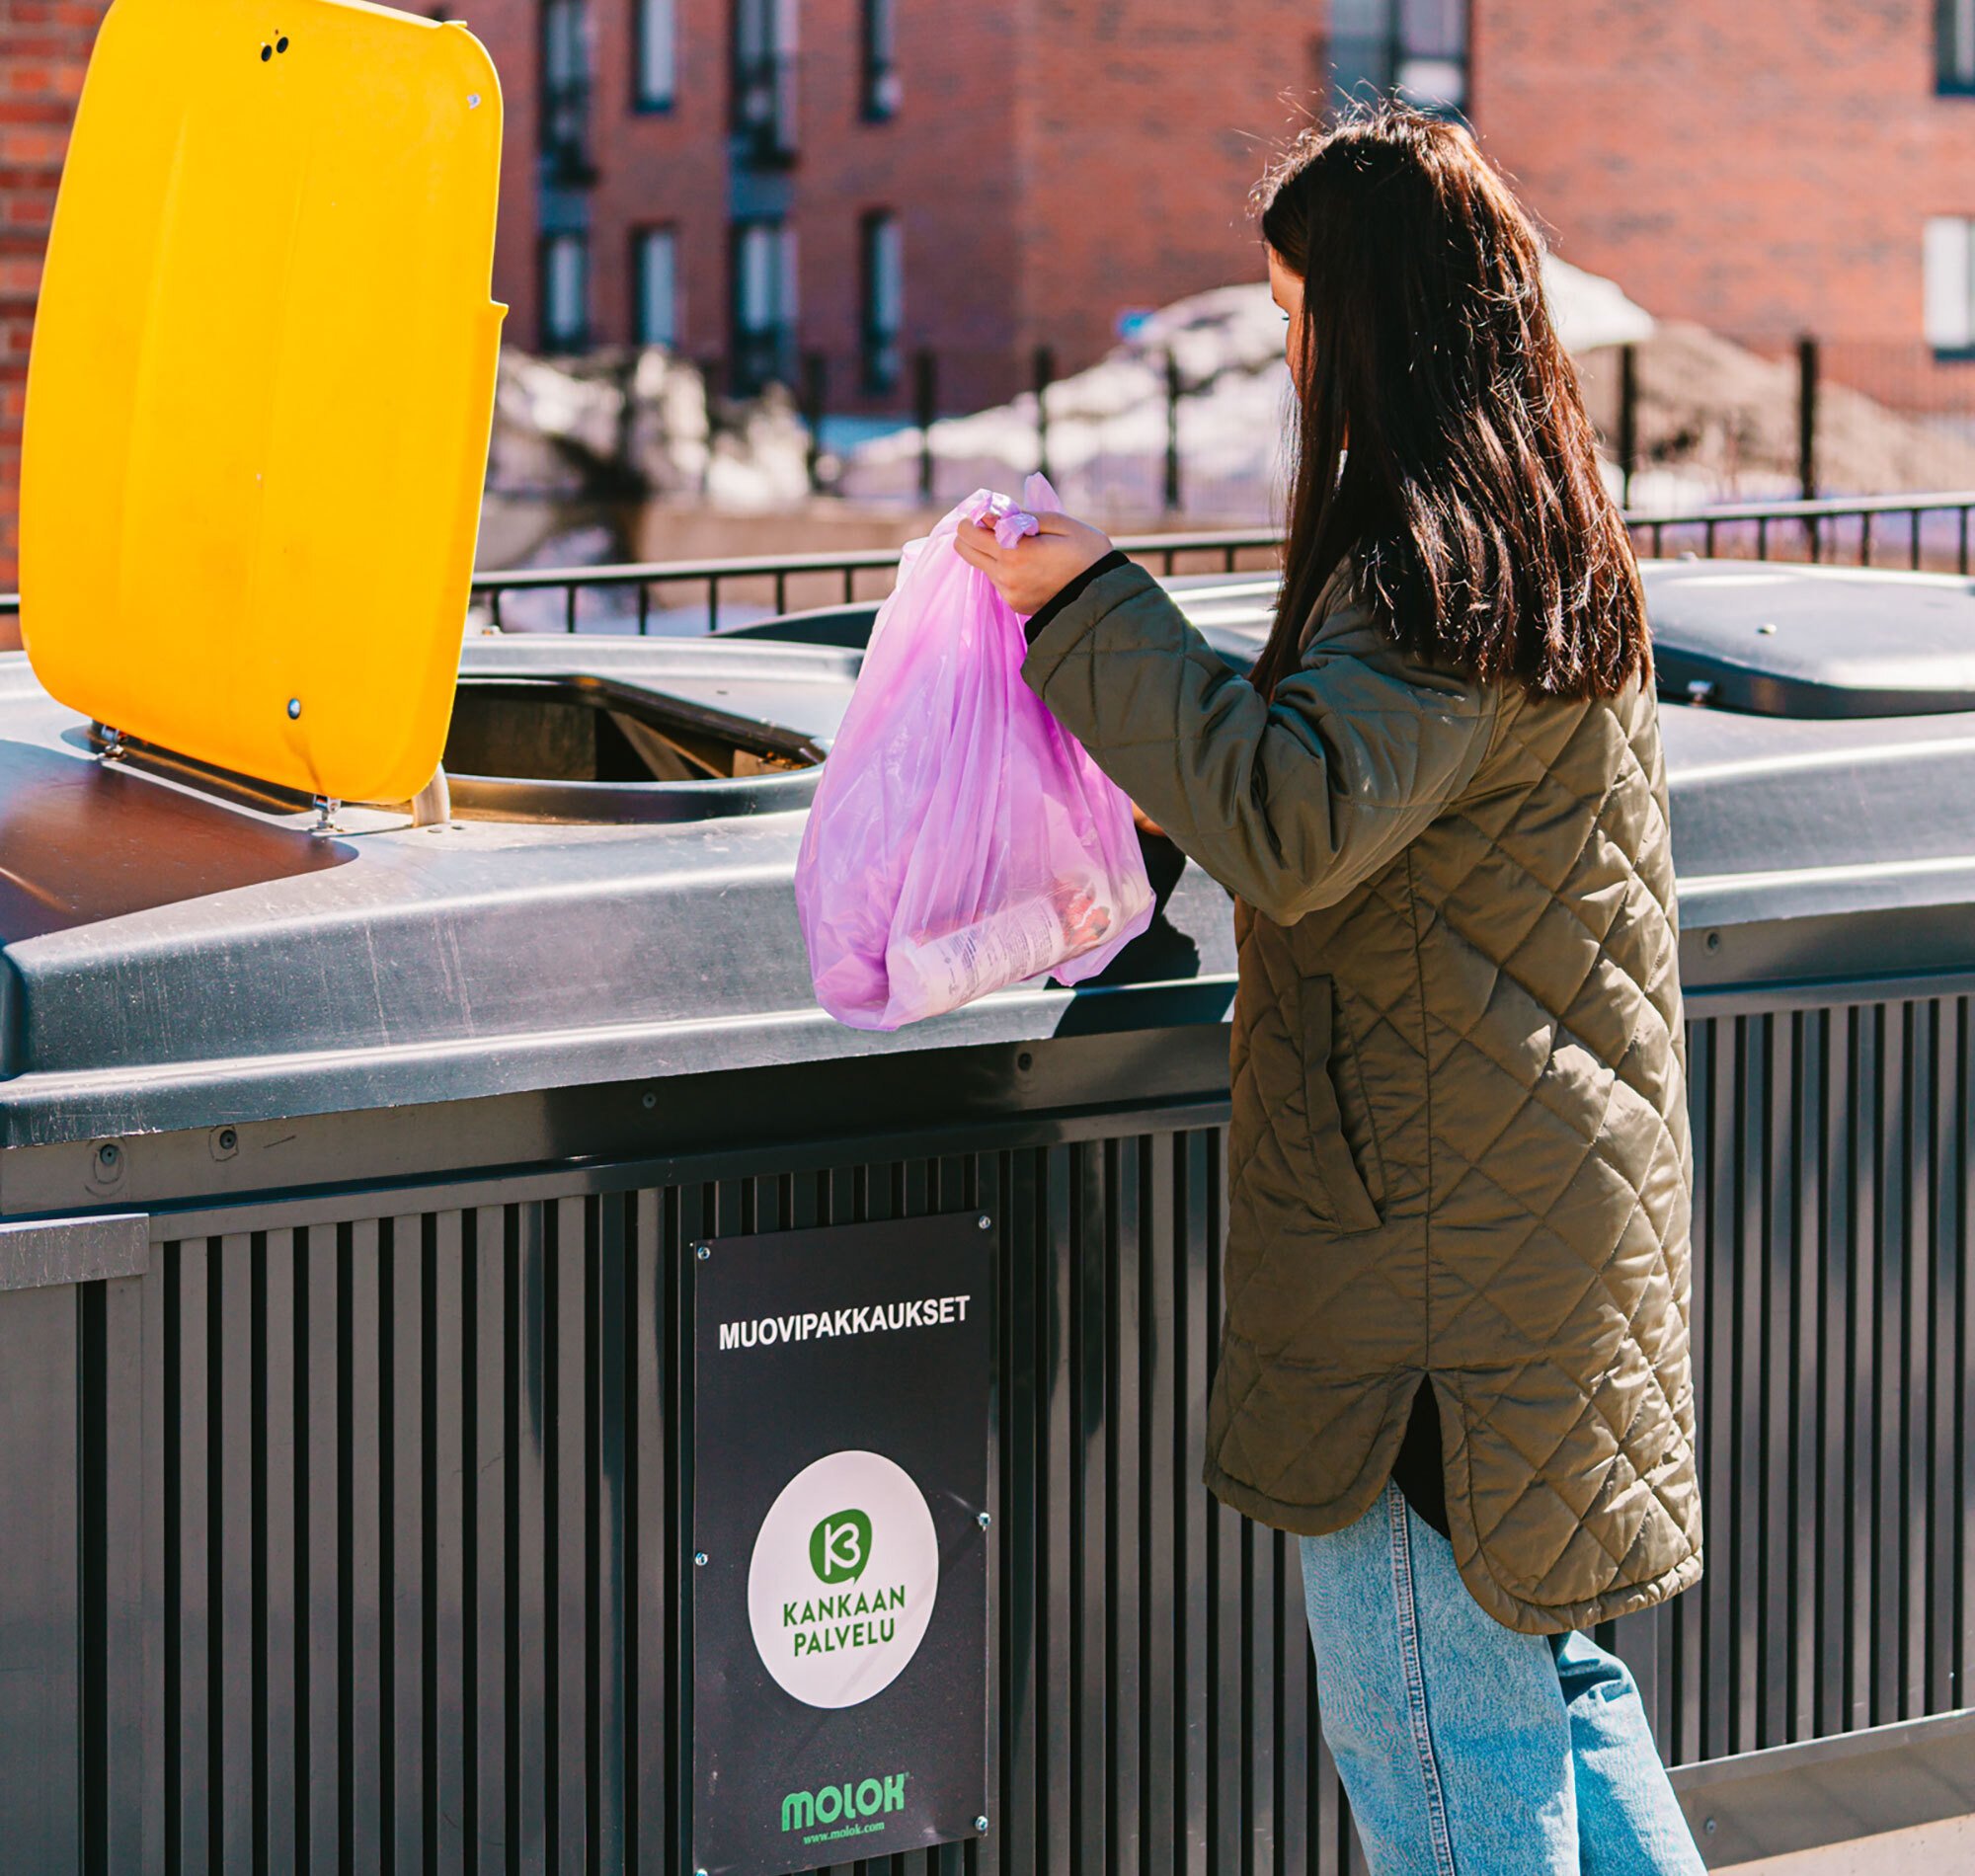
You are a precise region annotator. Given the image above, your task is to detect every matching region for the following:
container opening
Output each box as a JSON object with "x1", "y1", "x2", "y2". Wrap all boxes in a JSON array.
[{"x1": 443, "y1": 673, "x2": 822, "y2": 783}]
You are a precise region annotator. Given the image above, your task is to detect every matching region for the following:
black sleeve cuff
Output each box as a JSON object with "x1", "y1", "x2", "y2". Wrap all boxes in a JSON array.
[{"x1": 1022, "y1": 547, "x2": 1135, "y2": 646}]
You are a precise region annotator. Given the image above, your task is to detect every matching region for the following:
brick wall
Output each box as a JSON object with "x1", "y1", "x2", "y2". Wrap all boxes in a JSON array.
[
  {"x1": 1477, "y1": 0, "x2": 1975, "y2": 346},
  {"x1": 781, "y1": 0, "x2": 1022, "y2": 414},
  {"x1": 0, "y1": 0, "x2": 107, "y2": 625},
  {"x1": 585, "y1": 0, "x2": 733, "y2": 370},
  {"x1": 1015, "y1": 0, "x2": 1319, "y2": 374}
]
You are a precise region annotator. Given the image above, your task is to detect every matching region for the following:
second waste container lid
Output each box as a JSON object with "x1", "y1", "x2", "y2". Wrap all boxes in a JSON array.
[{"x1": 1641, "y1": 560, "x2": 1975, "y2": 718}]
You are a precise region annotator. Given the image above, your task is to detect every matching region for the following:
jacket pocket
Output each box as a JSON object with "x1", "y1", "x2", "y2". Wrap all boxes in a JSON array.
[{"x1": 1299, "y1": 974, "x2": 1384, "y2": 1234}]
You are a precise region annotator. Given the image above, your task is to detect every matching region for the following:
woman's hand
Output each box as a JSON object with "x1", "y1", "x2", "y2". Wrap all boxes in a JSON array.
[{"x1": 953, "y1": 508, "x2": 1115, "y2": 616}]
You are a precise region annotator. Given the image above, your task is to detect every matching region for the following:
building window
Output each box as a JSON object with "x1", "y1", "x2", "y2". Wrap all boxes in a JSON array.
[
  {"x1": 542, "y1": 232, "x2": 590, "y2": 352},
  {"x1": 860, "y1": 211, "x2": 903, "y2": 392},
  {"x1": 1942, "y1": 0, "x2": 1975, "y2": 93},
  {"x1": 635, "y1": 226, "x2": 679, "y2": 350},
  {"x1": 733, "y1": 0, "x2": 798, "y2": 163},
  {"x1": 1926, "y1": 217, "x2": 1975, "y2": 352},
  {"x1": 732, "y1": 218, "x2": 797, "y2": 391},
  {"x1": 541, "y1": 0, "x2": 594, "y2": 179},
  {"x1": 861, "y1": 0, "x2": 900, "y2": 120},
  {"x1": 1327, "y1": 0, "x2": 1469, "y2": 117},
  {"x1": 636, "y1": 0, "x2": 675, "y2": 109}
]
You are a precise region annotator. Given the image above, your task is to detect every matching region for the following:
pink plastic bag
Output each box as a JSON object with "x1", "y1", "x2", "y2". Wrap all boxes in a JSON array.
[{"x1": 796, "y1": 473, "x2": 1154, "y2": 1030}]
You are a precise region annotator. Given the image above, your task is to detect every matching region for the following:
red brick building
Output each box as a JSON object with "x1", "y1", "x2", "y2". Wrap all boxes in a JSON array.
[
  {"x1": 14, "y1": 0, "x2": 1975, "y2": 590},
  {"x1": 468, "y1": 0, "x2": 1317, "y2": 415}
]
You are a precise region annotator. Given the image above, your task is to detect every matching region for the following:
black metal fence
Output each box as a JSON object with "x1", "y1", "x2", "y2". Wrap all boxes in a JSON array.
[
  {"x1": 548, "y1": 329, "x2": 1975, "y2": 519},
  {"x1": 455, "y1": 490, "x2": 1975, "y2": 637},
  {"x1": 7, "y1": 489, "x2": 1975, "y2": 636}
]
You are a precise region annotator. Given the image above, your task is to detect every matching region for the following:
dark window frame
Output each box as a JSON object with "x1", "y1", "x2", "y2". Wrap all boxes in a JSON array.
[
  {"x1": 731, "y1": 0, "x2": 798, "y2": 163},
  {"x1": 860, "y1": 0, "x2": 899, "y2": 122},
  {"x1": 1940, "y1": 0, "x2": 1975, "y2": 94},
  {"x1": 1323, "y1": 0, "x2": 1472, "y2": 120},
  {"x1": 729, "y1": 216, "x2": 795, "y2": 394},
  {"x1": 539, "y1": 230, "x2": 592, "y2": 355},
  {"x1": 539, "y1": 0, "x2": 596, "y2": 180},
  {"x1": 632, "y1": 222, "x2": 680, "y2": 351},
  {"x1": 632, "y1": 0, "x2": 677, "y2": 113},
  {"x1": 858, "y1": 208, "x2": 903, "y2": 394}
]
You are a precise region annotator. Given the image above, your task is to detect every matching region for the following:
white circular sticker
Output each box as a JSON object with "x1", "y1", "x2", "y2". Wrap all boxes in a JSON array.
[{"x1": 747, "y1": 1448, "x2": 940, "y2": 1710}]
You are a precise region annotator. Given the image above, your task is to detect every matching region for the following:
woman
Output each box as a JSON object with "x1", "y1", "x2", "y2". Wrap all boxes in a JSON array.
[{"x1": 957, "y1": 107, "x2": 1704, "y2": 1875}]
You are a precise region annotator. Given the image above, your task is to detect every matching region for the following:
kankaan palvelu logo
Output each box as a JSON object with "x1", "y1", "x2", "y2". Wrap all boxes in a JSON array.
[{"x1": 810, "y1": 1508, "x2": 872, "y2": 1585}]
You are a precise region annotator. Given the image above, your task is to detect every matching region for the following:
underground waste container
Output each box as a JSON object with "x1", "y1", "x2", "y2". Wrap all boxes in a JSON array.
[{"x1": 1, "y1": 555, "x2": 1974, "y2": 1872}]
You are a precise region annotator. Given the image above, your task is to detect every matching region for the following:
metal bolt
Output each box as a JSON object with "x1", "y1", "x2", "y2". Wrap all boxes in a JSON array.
[
  {"x1": 96, "y1": 1141, "x2": 121, "y2": 1170},
  {"x1": 1016, "y1": 1050, "x2": 1033, "y2": 1071},
  {"x1": 974, "y1": 1816, "x2": 989, "y2": 1834},
  {"x1": 977, "y1": 1511, "x2": 991, "y2": 1530},
  {"x1": 286, "y1": 697, "x2": 302, "y2": 720},
  {"x1": 693, "y1": 1550, "x2": 709, "y2": 1567},
  {"x1": 1704, "y1": 930, "x2": 1722, "y2": 953},
  {"x1": 695, "y1": 1243, "x2": 711, "y2": 1261},
  {"x1": 641, "y1": 1090, "x2": 657, "y2": 1110},
  {"x1": 977, "y1": 1213, "x2": 991, "y2": 1231},
  {"x1": 217, "y1": 1128, "x2": 237, "y2": 1151},
  {"x1": 1703, "y1": 1818, "x2": 1716, "y2": 1836}
]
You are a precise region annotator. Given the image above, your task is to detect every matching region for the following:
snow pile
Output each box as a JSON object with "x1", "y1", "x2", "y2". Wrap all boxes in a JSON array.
[
  {"x1": 1577, "y1": 323, "x2": 1975, "y2": 513},
  {"x1": 838, "y1": 259, "x2": 1654, "y2": 520},
  {"x1": 489, "y1": 347, "x2": 812, "y2": 511}
]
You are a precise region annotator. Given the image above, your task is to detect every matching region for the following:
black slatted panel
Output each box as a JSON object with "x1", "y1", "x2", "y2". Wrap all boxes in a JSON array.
[
  {"x1": 66, "y1": 987, "x2": 1974, "y2": 1868},
  {"x1": 1620, "y1": 995, "x2": 1975, "y2": 1767}
]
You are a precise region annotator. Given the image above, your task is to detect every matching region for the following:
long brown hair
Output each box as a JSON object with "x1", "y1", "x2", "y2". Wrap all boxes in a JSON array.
[{"x1": 1250, "y1": 105, "x2": 1649, "y2": 701}]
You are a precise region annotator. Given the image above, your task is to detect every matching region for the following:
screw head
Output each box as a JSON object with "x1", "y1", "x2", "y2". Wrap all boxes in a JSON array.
[
  {"x1": 286, "y1": 697, "x2": 301, "y2": 720},
  {"x1": 96, "y1": 1141, "x2": 120, "y2": 1170},
  {"x1": 641, "y1": 1090, "x2": 657, "y2": 1110},
  {"x1": 217, "y1": 1128, "x2": 237, "y2": 1151},
  {"x1": 1703, "y1": 1818, "x2": 1716, "y2": 1836},
  {"x1": 1704, "y1": 930, "x2": 1722, "y2": 952},
  {"x1": 977, "y1": 1213, "x2": 991, "y2": 1230},
  {"x1": 977, "y1": 1511, "x2": 991, "y2": 1529},
  {"x1": 695, "y1": 1243, "x2": 711, "y2": 1261},
  {"x1": 693, "y1": 1550, "x2": 709, "y2": 1567},
  {"x1": 975, "y1": 1815, "x2": 989, "y2": 1834}
]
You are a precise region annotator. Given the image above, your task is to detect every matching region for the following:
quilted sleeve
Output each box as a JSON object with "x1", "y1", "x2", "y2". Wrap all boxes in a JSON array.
[{"x1": 1020, "y1": 557, "x2": 1500, "y2": 924}]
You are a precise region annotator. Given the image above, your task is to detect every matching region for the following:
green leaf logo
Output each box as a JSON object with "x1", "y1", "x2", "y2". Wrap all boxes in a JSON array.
[{"x1": 810, "y1": 1508, "x2": 872, "y2": 1584}]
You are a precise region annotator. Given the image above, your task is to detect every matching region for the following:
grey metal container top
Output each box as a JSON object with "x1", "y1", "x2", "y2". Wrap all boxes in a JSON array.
[{"x1": 2, "y1": 558, "x2": 1972, "y2": 1147}]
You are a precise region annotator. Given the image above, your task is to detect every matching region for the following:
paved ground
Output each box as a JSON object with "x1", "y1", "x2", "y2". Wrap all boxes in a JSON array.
[{"x1": 1717, "y1": 1815, "x2": 1975, "y2": 1872}]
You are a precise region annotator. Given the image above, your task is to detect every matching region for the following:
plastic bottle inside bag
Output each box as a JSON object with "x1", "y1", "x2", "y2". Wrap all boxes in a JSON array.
[{"x1": 890, "y1": 881, "x2": 1115, "y2": 1014}]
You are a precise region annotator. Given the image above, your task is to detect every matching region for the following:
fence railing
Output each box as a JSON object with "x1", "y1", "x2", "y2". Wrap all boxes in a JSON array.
[
  {"x1": 459, "y1": 489, "x2": 1975, "y2": 635},
  {"x1": 6, "y1": 491, "x2": 1975, "y2": 633}
]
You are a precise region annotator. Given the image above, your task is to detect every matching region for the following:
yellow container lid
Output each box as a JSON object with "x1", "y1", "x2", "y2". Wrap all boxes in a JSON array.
[{"x1": 20, "y1": 0, "x2": 505, "y2": 806}]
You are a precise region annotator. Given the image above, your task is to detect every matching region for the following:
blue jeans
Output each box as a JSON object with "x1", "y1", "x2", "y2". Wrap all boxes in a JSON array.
[{"x1": 1299, "y1": 1480, "x2": 1704, "y2": 1876}]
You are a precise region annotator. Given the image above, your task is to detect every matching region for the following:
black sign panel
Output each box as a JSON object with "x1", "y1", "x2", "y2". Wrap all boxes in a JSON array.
[{"x1": 692, "y1": 1211, "x2": 992, "y2": 1876}]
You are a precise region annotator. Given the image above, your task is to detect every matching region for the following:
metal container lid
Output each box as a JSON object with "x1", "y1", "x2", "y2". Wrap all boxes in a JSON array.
[
  {"x1": 4, "y1": 561, "x2": 1974, "y2": 1148},
  {"x1": 1640, "y1": 561, "x2": 1975, "y2": 717}
]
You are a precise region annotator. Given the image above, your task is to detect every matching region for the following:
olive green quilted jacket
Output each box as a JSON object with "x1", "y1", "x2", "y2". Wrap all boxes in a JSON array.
[{"x1": 1020, "y1": 557, "x2": 1701, "y2": 1634}]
